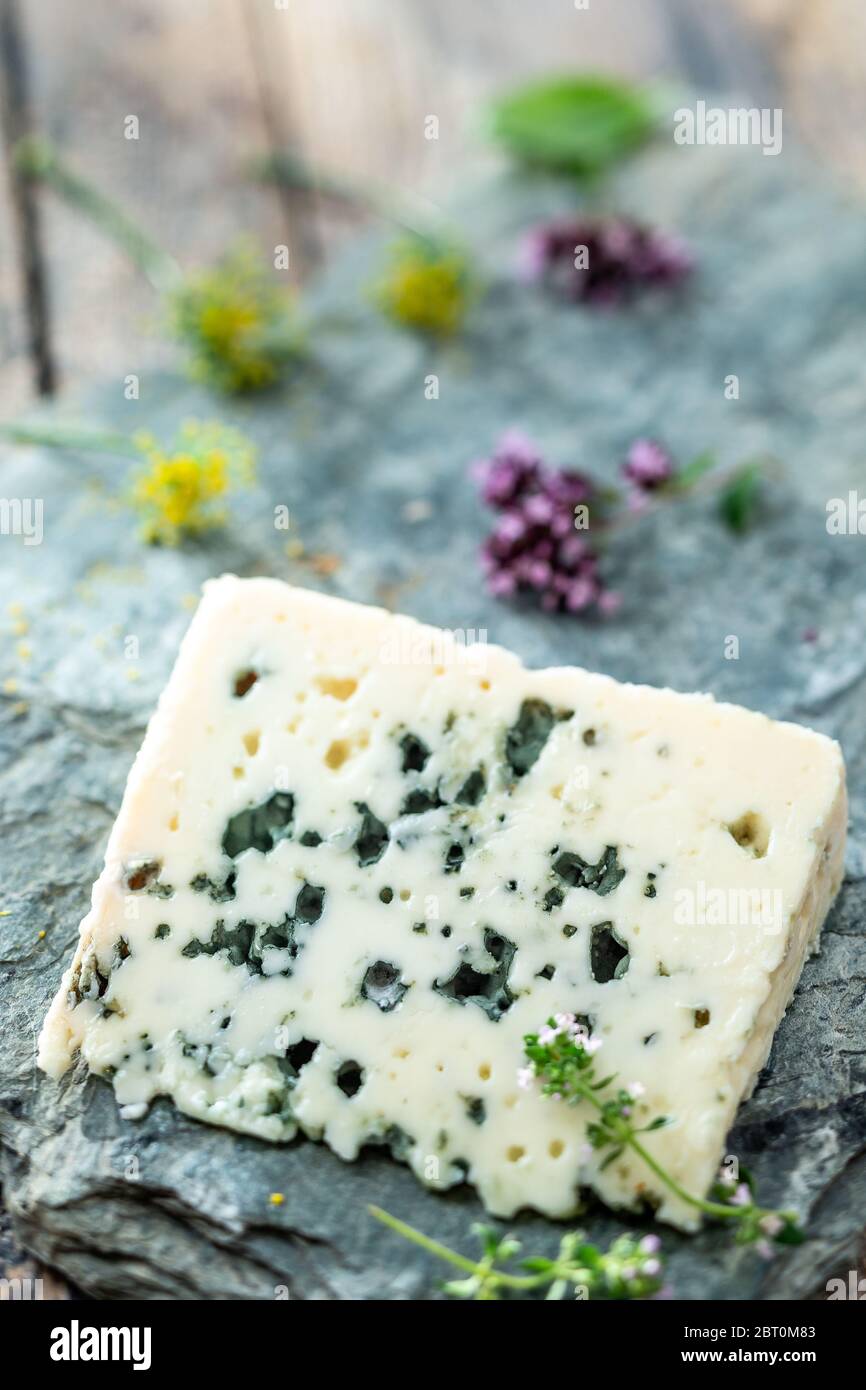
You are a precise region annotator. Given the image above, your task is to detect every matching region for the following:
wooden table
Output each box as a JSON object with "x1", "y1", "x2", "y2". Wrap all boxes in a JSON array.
[{"x1": 1, "y1": 0, "x2": 866, "y2": 413}]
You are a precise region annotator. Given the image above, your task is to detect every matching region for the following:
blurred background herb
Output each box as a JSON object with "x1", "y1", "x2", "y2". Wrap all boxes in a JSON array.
[
  {"x1": 14, "y1": 138, "x2": 302, "y2": 395},
  {"x1": 0, "y1": 415, "x2": 257, "y2": 544},
  {"x1": 485, "y1": 74, "x2": 660, "y2": 177}
]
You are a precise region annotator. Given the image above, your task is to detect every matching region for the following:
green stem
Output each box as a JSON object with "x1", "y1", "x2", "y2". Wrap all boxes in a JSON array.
[
  {"x1": 368, "y1": 1205, "x2": 481, "y2": 1276},
  {"x1": 626, "y1": 1132, "x2": 751, "y2": 1222},
  {"x1": 0, "y1": 420, "x2": 133, "y2": 455},
  {"x1": 367, "y1": 1206, "x2": 543, "y2": 1292},
  {"x1": 572, "y1": 1077, "x2": 775, "y2": 1224},
  {"x1": 253, "y1": 150, "x2": 446, "y2": 248},
  {"x1": 15, "y1": 136, "x2": 181, "y2": 293},
  {"x1": 598, "y1": 454, "x2": 773, "y2": 542}
]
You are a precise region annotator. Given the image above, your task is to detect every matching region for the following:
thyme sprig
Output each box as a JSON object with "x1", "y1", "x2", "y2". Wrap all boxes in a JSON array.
[
  {"x1": 369, "y1": 1206, "x2": 665, "y2": 1301},
  {"x1": 523, "y1": 1015, "x2": 804, "y2": 1249}
]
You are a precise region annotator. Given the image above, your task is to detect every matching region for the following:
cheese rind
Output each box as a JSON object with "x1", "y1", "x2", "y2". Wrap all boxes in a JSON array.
[{"x1": 38, "y1": 577, "x2": 847, "y2": 1227}]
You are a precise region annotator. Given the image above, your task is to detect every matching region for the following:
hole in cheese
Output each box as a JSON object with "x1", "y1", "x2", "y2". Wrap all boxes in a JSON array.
[
  {"x1": 325, "y1": 739, "x2": 351, "y2": 770},
  {"x1": 727, "y1": 811, "x2": 770, "y2": 858},
  {"x1": 233, "y1": 669, "x2": 258, "y2": 698},
  {"x1": 315, "y1": 675, "x2": 358, "y2": 701}
]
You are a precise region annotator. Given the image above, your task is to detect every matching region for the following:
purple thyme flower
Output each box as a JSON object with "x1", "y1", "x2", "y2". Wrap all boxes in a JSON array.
[
  {"x1": 471, "y1": 429, "x2": 543, "y2": 507},
  {"x1": 474, "y1": 432, "x2": 618, "y2": 616},
  {"x1": 519, "y1": 216, "x2": 693, "y2": 308},
  {"x1": 759, "y1": 1214, "x2": 784, "y2": 1238},
  {"x1": 639, "y1": 1234, "x2": 662, "y2": 1255},
  {"x1": 623, "y1": 438, "x2": 674, "y2": 491}
]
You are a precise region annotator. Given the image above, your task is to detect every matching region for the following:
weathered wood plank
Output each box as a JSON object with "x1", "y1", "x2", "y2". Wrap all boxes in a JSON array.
[
  {"x1": 14, "y1": 0, "x2": 286, "y2": 397},
  {"x1": 734, "y1": 0, "x2": 866, "y2": 182},
  {"x1": 4, "y1": 0, "x2": 866, "y2": 410},
  {"x1": 0, "y1": 0, "x2": 55, "y2": 401},
  {"x1": 243, "y1": 0, "x2": 674, "y2": 257}
]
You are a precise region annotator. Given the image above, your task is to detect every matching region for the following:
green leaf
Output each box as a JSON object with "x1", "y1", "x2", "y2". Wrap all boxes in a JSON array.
[
  {"x1": 486, "y1": 75, "x2": 657, "y2": 175},
  {"x1": 521, "y1": 1256, "x2": 554, "y2": 1273},
  {"x1": 473, "y1": 1224, "x2": 519, "y2": 1263},
  {"x1": 575, "y1": 1242, "x2": 603, "y2": 1268},
  {"x1": 719, "y1": 461, "x2": 764, "y2": 533},
  {"x1": 442, "y1": 1275, "x2": 484, "y2": 1299},
  {"x1": 599, "y1": 1146, "x2": 624, "y2": 1171},
  {"x1": 472, "y1": 1223, "x2": 502, "y2": 1256},
  {"x1": 645, "y1": 1115, "x2": 670, "y2": 1131},
  {"x1": 774, "y1": 1220, "x2": 805, "y2": 1247}
]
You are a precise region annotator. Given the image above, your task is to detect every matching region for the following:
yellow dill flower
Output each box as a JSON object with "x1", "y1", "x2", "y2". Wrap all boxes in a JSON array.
[
  {"x1": 168, "y1": 243, "x2": 301, "y2": 394},
  {"x1": 375, "y1": 239, "x2": 472, "y2": 337},
  {"x1": 131, "y1": 421, "x2": 257, "y2": 546}
]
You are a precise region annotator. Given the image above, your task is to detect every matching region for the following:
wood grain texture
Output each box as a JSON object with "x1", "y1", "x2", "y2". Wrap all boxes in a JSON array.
[
  {"x1": 734, "y1": 0, "x2": 866, "y2": 180},
  {"x1": 0, "y1": 0, "x2": 55, "y2": 401},
  {"x1": 8, "y1": 0, "x2": 285, "y2": 400},
  {"x1": 0, "y1": 0, "x2": 743, "y2": 410},
  {"x1": 6, "y1": 0, "x2": 866, "y2": 411},
  {"x1": 243, "y1": 0, "x2": 671, "y2": 257}
]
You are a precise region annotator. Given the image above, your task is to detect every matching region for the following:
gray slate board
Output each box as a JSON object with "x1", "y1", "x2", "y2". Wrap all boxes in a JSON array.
[{"x1": 1, "y1": 142, "x2": 865, "y2": 1300}]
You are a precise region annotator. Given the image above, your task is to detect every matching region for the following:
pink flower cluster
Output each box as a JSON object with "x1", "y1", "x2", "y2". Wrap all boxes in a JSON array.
[
  {"x1": 474, "y1": 432, "x2": 677, "y2": 616},
  {"x1": 474, "y1": 430, "x2": 619, "y2": 615}
]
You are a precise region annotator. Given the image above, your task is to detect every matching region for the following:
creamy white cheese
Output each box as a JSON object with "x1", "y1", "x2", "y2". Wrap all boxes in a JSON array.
[{"x1": 38, "y1": 577, "x2": 847, "y2": 1227}]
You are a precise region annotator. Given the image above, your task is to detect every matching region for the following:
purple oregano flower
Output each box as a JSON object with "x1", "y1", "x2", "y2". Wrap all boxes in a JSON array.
[
  {"x1": 622, "y1": 438, "x2": 675, "y2": 512},
  {"x1": 519, "y1": 217, "x2": 692, "y2": 307},
  {"x1": 473, "y1": 431, "x2": 619, "y2": 616},
  {"x1": 474, "y1": 432, "x2": 679, "y2": 616}
]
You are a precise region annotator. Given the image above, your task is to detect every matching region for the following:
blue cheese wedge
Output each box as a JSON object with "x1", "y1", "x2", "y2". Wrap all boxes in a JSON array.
[{"x1": 38, "y1": 577, "x2": 847, "y2": 1228}]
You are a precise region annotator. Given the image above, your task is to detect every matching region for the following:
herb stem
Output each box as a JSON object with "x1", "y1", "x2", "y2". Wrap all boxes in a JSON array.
[
  {"x1": 368, "y1": 1205, "x2": 482, "y2": 1277},
  {"x1": 0, "y1": 420, "x2": 132, "y2": 455},
  {"x1": 368, "y1": 1206, "x2": 556, "y2": 1292},
  {"x1": 15, "y1": 136, "x2": 181, "y2": 293},
  {"x1": 571, "y1": 1071, "x2": 779, "y2": 1225},
  {"x1": 253, "y1": 150, "x2": 445, "y2": 248}
]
